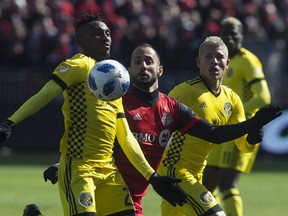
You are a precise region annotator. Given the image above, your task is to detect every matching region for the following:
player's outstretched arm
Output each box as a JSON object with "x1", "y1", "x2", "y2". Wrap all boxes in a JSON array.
[
  {"x1": 188, "y1": 105, "x2": 282, "y2": 144},
  {"x1": 116, "y1": 117, "x2": 187, "y2": 206},
  {"x1": 0, "y1": 80, "x2": 63, "y2": 146}
]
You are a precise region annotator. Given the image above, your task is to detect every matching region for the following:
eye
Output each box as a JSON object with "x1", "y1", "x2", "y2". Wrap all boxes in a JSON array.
[
  {"x1": 105, "y1": 30, "x2": 111, "y2": 37},
  {"x1": 145, "y1": 59, "x2": 153, "y2": 65}
]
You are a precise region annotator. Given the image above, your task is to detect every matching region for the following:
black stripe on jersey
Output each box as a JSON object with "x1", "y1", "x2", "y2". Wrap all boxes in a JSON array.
[
  {"x1": 247, "y1": 78, "x2": 265, "y2": 87},
  {"x1": 52, "y1": 74, "x2": 68, "y2": 90},
  {"x1": 117, "y1": 112, "x2": 126, "y2": 118},
  {"x1": 185, "y1": 76, "x2": 202, "y2": 86},
  {"x1": 204, "y1": 205, "x2": 223, "y2": 216},
  {"x1": 64, "y1": 157, "x2": 78, "y2": 215}
]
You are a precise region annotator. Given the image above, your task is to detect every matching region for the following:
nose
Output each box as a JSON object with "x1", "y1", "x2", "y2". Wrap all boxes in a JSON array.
[
  {"x1": 211, "y1": 57, "x2": 218, "y2": 65},
  {"x1": 140, "y1": 60, "x2": 147, "y2": 69}
]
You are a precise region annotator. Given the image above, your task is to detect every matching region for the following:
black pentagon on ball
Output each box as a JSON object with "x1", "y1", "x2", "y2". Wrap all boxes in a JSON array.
[
  {"x1": 102, "y1": 79, "x2": 117, "y2": 96},
  {"x1": 88, "y1": 74, "x2": 98, "y2": 90},
  {"x1": 97, "y1": 63, "x2": 115, "y2": 73}
]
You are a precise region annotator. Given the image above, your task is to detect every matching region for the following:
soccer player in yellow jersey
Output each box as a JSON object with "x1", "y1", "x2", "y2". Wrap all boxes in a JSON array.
[
  {"x1": 157, "y1": 36, "x2": 270, "y2": 216},
  {"x1": 0, "y1": 13, "x2": 189, "y2": 216},
  {"x1": 203, "y1": 17, "x2": 272, "y2": 216}
]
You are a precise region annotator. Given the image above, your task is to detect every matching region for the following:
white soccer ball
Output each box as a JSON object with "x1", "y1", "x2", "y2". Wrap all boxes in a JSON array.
[{"x1": 88, "y1": 59, "x2": 130, "y2": 101}]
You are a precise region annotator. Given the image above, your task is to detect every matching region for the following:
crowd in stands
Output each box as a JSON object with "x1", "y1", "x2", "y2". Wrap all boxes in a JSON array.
[{"x1": 0, "y1": 0, "x2": 287, "y2": 72}]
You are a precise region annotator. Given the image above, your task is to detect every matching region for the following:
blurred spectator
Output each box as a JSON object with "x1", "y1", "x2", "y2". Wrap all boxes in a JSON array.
[{"x1": 0, "y1": 0, "x2": 287, "y2": 73}]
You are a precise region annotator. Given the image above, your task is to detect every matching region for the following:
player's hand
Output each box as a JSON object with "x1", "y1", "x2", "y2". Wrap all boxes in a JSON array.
[
  {"x1": 43, "y1": 163, "x2": 59, "y2": 184},
  {"x1": 250, "y1": 105, "x2": 282, "y2": 129},
  {"x1": 0, "y1": 120, "x2": 16, "y2": 144},
  {"x1": 247, "y1": 128, "x2": 264, "y2": 144},
  {"x1": 149, "y1": 172, "x2": 187, "y2": 207}
]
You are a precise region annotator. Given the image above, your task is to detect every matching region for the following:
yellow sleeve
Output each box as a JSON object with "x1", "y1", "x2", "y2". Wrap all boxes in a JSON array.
[
  {"x1": 234, "y1": 135, "x2": 259, "y2": 153},
  {"x1": 116, "y1": 117, "x2": 155, "y2": 180},
  {"x1": 244, "y1": 80, "x2": 271, "y2": 116},
  {"x1": 8, "y1": 80, "x2": 63, "y2": 124}
]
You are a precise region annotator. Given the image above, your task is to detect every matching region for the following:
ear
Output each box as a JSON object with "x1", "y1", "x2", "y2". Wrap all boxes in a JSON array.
[
  {"x1": 158, "y1": 65, "x2": 164, "y2": 78},
  {"x1": 226, "y1": 58, "x2": 230, "y2": 68}
]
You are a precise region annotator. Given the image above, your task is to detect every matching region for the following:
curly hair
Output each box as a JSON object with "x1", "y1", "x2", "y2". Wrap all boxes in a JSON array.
[{"x1": 75, "y1": 12, "x2": 106, "y2": 31}]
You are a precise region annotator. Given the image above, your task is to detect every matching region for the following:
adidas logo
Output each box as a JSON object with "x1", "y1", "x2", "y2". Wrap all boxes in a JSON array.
[
  {"x1": 200, "y1": 102, "x2": 207, "y2": 108},
  {"x1": 133, "y1": 113, "x2": 142, "y2": 120}
]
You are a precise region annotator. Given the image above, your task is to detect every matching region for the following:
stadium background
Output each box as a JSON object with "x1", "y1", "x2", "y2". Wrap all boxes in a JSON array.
[{"x1": 0, "y1": 0, "x2": 287, "y2": 156}]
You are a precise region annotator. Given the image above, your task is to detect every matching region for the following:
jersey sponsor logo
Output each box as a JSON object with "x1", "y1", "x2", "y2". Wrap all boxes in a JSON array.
[
  {"x1": 133, "y1": 113, "x2": 142, "y2": 120},
  {"x1": 133, "y1": 132, "x2": 156, "y2": 143},
  {"x1": 199, "y1": 191, "x2": 213, "y2": 204},
  {"x1": 224, "y1": 102, "x2": 233, "y2": 116},
  {"x1": 78, "y1": 192, "x2": 94, "y2": 208},
  {"x1": 133, "y1": 129, "x2": 171, "y2": 146},
  {"x1": 58, "y1": 63, "x2": 71, "y2": 73},
  {"x1": 161, "y1": 112, "x2": 173, "y2": 126}
]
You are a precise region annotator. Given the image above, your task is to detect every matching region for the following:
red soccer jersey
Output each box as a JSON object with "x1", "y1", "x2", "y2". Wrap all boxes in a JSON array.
[{"x1": 114, "y1": 87, "x2": 197, "y2": 198}]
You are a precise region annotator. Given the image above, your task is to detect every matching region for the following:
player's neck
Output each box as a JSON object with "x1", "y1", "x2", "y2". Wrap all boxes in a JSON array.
[{"x1": 133, "y1": 87, "x2": 159, "y2": 104}]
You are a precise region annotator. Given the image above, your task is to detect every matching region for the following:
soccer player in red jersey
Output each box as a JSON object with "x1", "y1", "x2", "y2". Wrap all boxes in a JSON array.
[{"x1": 114, "y1": 43, "x2": 193, "y2": 215}]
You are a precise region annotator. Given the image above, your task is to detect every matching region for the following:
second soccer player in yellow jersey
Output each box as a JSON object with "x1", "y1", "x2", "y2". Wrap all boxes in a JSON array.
[
  {"x1": 158, "y1": 36, "x2": 262, "y2": 216},
  {"x1": 203, "y1": 17, "x2": 272, "y2": 216}
]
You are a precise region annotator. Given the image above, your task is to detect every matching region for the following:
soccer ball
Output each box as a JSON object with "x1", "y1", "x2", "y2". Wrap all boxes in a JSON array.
[{"x1": 88, "y1": 59, "x2": 130, "y2": 101}]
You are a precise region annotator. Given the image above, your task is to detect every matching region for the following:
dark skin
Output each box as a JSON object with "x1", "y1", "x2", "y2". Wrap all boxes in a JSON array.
[
  {"x1": 76, "y1": 20, "x2": 112, "y2": 61},
  {"x1": 220, "y1": 23, "x2": 243, "y2": 57}
]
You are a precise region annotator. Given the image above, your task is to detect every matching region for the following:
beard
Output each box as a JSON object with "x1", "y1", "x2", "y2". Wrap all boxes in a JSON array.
[{"x1": 131, "y1": 74, "x2": 158, "y2": 90}]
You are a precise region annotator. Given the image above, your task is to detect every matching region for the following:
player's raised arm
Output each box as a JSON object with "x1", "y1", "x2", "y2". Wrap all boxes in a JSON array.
[
  {"x1": 186, "y1": 105, "x2": 282, "y2": 144},
  {"x1": 0, "y1": 80, "x2": 63, "y2": 145}
]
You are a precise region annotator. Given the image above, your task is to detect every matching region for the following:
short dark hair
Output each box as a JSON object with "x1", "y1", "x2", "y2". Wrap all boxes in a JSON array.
[
  {"x1": 74, "y1": 12, "x2": 107, "y2": 46},
  {"x1": 74, "y1": 12, "x2": 107, "y2": 34},
  {"x1": 136, "y1": 42, "x2": 161, "y2": 63}
]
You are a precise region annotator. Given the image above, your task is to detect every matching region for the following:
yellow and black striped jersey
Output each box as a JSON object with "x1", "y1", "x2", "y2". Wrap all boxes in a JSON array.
[
  {"x1": 160, "y1": 76, "x2": 256, "y2": 177},
  {"x1": 52, "y1": 54, "x2": 124, "y2": 161},
  {"x1": 223, "y1": 47, "x2": 271, "y2": 116}
]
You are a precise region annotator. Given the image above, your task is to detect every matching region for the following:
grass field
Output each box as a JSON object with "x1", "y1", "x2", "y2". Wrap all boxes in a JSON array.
[{"x1": 0, "y1": 152, "x2": 287, "y2": 216}]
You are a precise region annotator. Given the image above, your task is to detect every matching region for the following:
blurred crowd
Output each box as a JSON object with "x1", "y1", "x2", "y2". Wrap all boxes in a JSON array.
[{"x1": 0, "y1": 0, "x2": 287, "y2": 71}]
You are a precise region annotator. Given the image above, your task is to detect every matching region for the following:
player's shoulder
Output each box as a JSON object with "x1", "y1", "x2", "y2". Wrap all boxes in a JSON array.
[
  {"x1": 55, "y1": 53, "x2": 95, "y2": 72},
  {"x1": 159, "y1": 91, "x2": 178, "y2": 103},
  {"x1": 170, "y1": 76, "x2": 202, "y2": 93},
  {"x1": 183, "y1": 76, "x2": 202, "y2": 87},
  {"x1": 221, "y1": 84, "x2": 242, "y2": 102},
  {"x1": 239, "y1": 48, "x2": 261, "y2": 63}
]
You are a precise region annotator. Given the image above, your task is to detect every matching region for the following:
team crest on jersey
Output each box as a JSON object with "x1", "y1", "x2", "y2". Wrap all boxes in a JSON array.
[
  {"x1": 161, "y1": 112, "x2": 173, "y2": 126},
  {"x1": 78, "y1": 192, "x2": 94, "y2": 208},
  {"x1": 199, "y1": 191, "x2": 213, "y2": 204},
  {"x1": 58, "y1": 63, "x2": 71, "y2": 73},
  {"x1": 224, "y1": 102, "x2": 233, "y2": 116}
]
